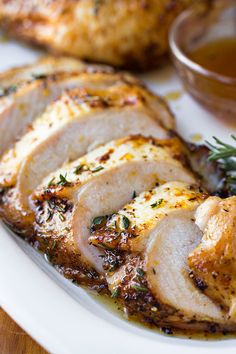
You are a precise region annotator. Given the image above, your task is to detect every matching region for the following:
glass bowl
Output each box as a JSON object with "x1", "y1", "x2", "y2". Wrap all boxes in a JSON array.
[{"x1": 169, "y1": 0, "x2": 236, "y2": 118}]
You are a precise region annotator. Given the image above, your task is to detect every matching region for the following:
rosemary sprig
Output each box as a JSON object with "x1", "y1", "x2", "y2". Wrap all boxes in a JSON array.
[{"x1": 207, "y1": 135, "x2": 236, "y2": 195}]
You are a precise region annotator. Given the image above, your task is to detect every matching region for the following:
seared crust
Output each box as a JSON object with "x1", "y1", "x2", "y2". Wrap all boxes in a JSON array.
[
  {"x1": 28, "y1": 137, "x2": 196, "y2": 288},
  {"x1": 0, "y1": 80, "x2": 175, "y2": 233},
  {"x1": 0, "y1": 57, "x2": 116, "y2": 155},
  {"x1": 90, "y1": 180, "x2": 204, "y2": 252},
  {"x1": 104, "y1": 253, "x2": 235, "y2": 333},
  {"x1": 92, "y1": 183, "x2": 236, "y2": 332},
  {"x1": 188, "y1": 197, "x2": 236, "y2": 319},
  {"x1": 0, "y1": 0, "x2": 193, "y2": 69}
]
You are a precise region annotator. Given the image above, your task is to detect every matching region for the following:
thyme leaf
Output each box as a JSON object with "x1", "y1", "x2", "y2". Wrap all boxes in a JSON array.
[
  {"x1": 91, "y1": 166, "x2": 104, "y2": 173},
  {"x1": 131, "y1": 284, "x2": 148, "y2": 292},
  {"x1": 122, "y1": 215, "x2": 130, "y2": 229},
  {"x1": 57, "y1": 173, "x2": 71, "y2": 186},
  {"x1": 151, "y1": 198, "x2": 163, "y2": 208},
  {"x1": 74, "y1": 164, "x2": 83, "y2": 174},
  {"x1": 111, "y1": 287, "x2": 120, "y2": 298}
]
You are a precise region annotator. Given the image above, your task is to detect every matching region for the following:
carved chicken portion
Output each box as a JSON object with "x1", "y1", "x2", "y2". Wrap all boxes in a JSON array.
[
  {"x1": 188, "y1": 196, "x2": 236, "y2": 321},
  {"x1": 0, "y1": 81, "x2": 175, "y2": 230},
  {"x1": 91, "y1": 182, "x2": 236, "y2": 331},
  {"x1": 0, "y1": 59, "x2": 136, "y2": 155},
  {"x1": 0, "y1": 56, "x2": 104, "y2": 155},
  {"x1": 0, "y1": 0, "x2": 193, "y2": 69},
  {"x1": 31, "y1": 137, "x2": 196, "y2": 285},
  {"x1": 0, "y1": 56, "x2": 89, "y2": 88}
]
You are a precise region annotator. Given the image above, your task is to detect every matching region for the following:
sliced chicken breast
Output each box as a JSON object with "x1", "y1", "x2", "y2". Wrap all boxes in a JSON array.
[
  {"x1": 0, "y1": 82, "x2": 176, "y2": 230},
  {"x1": 0, "y1": 55, "x2": 96, "y2": 155},
  {"x1": 188, "y1": 196, "x2": 236, "y2": 321},
  {"x1": 92, "y1": 182, "x2": 236, "y2": 331},
  {"x1": 0, "y1": 63, "x2": 139, "y2": 155},
  {"x1": 0, "y1": 55, "x2": 89, "y2": 88},
  {"x1": 29, "y1": 137, "x2": 196, "y2": 285}
]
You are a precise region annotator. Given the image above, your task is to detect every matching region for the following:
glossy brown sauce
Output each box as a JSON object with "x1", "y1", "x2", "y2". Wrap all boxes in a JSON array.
[
  {"x1": 188, "y1": 38, "x2": 236, "y2": 78},
  {"x1": 88, "y1": 289, "x2": 235, "y2": 340}
]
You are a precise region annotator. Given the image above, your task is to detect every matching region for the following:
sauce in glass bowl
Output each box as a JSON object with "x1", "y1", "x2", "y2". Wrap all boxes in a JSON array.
[
  {"x1": 169, "y1": 0, "x2": 236, "y2": 119},
  {"x1": 187, "y1": 37, "x2": 236, "y2": 79}
]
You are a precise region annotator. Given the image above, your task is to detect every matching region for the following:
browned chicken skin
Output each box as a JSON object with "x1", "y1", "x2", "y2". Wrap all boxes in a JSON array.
[
  {"x1": 189, "y1": 196, "x2": 236, "y2": 321},
  {"x1": 91, "y1": 184, "x2": 236, "y2": 332},
  {"x1": 0, "y1": 0, "x2": 193, "y2": 69}
]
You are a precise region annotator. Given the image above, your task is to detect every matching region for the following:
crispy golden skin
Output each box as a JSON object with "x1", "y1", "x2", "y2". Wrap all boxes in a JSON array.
[
  {"x1": 188, "y1": 197, "x2": 236, "y2": 321},
  {"x1": 0, "y1": 0, "x2": 193, "y2": 69}
]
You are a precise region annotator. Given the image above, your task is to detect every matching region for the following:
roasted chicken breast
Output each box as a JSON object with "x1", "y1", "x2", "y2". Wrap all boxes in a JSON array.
[
  {"x1": 188, "y1": 196, "x2": 236, "y2": 321},
  {"x1": 0, "y1": 80, "x2": 175, "y2": 231},
  {"x1": 31, "y1": 136, "x2": 196, "y2": 286},
  {"x1": 0, "y1": 57, "x2": 130, "y2": 155},
  {"x1": 0, "y1": 0, "x2": 193, "y2": 69},
  {"x1": 91, "y1": 182, "x2": 236, "y2": 332}
]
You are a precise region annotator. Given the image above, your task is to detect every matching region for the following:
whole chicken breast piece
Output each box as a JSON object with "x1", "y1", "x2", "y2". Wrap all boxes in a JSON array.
[
  {"x1": 92, "y1": 182, "x2": 236, "y2": 331},
  {"x1": 30, "y1": 136, "x2": 196, "y2": 285},
  {"x1": 0, "y1": 82, "x2": 176, "y2": 230},
  {"x1": 0, "y1": 0, "x2": 193, "y2": 69},
  {"x1": 188, "y1": 196, "x2": 236, "y2": 321}
]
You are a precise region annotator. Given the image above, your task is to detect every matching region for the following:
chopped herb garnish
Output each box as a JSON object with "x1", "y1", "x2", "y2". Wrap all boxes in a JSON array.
[
  {"x1": 92, "y1": 215, "x2": 107, "y2": 226},
  {"x1": 151, "y1": 198, "x2": 164, "y2": 208},
  {"x1": 74, "y1": 164, "x2": 83, "y2": 174},
  {"x1": 111, "y1": 287, "x2": 120, "y2": 298},
  {"x1": 91, "y1": 166, "x2": 104, "y2": 173},
  {"x1": 131, "y1": 284, "x2": 148, "y2": 292},
  {"x1": 7, "y1": 85, "x2": 17, "y2": 94},
  {"x1": 47, "y1": 177, "x2": 55, "y2": 188},
  {"x1": 59, "y1": 213, "x2": 65, "y2": 222},
  {"x1": 32, "y1": 73, "x2": 48, "y2": 80},
  {"x1": 57, "y1": 173, "x2": 71, "y2": 186},
  {"x1": 132, "y1": 191, "x2": 137, "y2": 199},
  {"x1": 0, "y1": 85, "x2": 17, "y2": 97},
  {"x1": 46, "y1": 209, "x2": 53, "y2": 222},
  {"x1": 122, "y1": 215, "x2": 130, "y2": 229},
  {"x1": 137, "y1": 268, "x2": 145, "y2": 277}
]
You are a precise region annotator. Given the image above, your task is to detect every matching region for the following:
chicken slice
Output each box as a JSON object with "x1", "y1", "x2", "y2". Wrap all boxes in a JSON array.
[
  {"x1": 30, "y1": 137, "x2": 196, "y2": 285},
  {"x1": 0, "y1": 55, "x2": 102, "y2": 155},
  {"x1": 0, "y1": 55, "x2": 90, "y2": 88},
  {"x1": 188, "y1": 196, "x2": 236, "y2": 321},
  {"x1": 91, "y1": 182, "x2": 236, "y2": 331},
  {"x1": 0, "y1": 83, "x2": 176, "y2": 229},
  {"x1": 0, "y1": 61, "x2": 141, "y2": 155}
]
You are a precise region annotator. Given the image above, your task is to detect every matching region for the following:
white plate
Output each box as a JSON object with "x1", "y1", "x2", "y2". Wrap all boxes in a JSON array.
[{"x1": 0, "y1": 39, "x2": 235, "y2": 354}]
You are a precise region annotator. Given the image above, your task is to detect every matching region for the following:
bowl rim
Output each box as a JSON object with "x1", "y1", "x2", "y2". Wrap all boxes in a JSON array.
[{"x1": 169, "y1": 6, "x2": 236, "y2": 86}]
